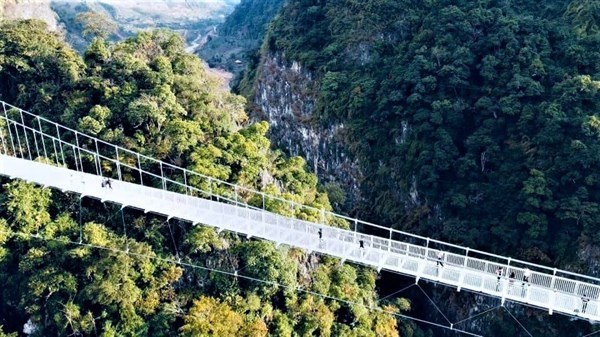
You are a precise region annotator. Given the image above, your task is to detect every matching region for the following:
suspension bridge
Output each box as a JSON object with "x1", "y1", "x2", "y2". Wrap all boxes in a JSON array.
[{"x1": 1, "y1": 100, "x2": 599, "y2": 328}]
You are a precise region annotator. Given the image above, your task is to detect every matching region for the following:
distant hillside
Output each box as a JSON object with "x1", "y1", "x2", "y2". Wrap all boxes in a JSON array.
[
  {"x1": 0, "y1": 0, "x2": 240, "y2": 52},
  {"x1": 197, "y1": 0, "x2": 285, "y2": 83},
  {"x1": 0, "y1": 0, "x2": 58, "y2": 29}
]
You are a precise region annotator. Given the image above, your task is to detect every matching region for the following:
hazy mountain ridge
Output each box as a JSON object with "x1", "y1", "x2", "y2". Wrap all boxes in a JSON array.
[
  {"x1": 0, "y1": 0, "x2": 240, "y2": 51},
  {"x1": 0, "y1": 0, "x2": 59, "y2": 29}
]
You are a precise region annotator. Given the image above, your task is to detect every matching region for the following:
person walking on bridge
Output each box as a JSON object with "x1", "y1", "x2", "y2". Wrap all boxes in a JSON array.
[
  {"x1": 508, "y1": 271, "x2": 516, "y2": 290},
  {"x1": 436, "y1": 251, "x2": 444, "y2": 268},
  {"x1": 581, "y1": 293, "x2": 590, "y2": 314},
  {"x1": 101, "y1": 177, "x2": 112, "y2": 189},
  {"x1": 521, "y1": 268, "x2": 531, "y2": 297},
  {"x1": 495, "y1": 267, "x2": 504, "y2": 291},
  {"x1": 522, "y1": 268, "x2": 531, "y2": 283}
]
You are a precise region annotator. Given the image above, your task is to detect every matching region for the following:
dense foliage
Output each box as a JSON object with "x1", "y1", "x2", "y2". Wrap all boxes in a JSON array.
[
  {"x1": 253, "y1": 0, "x2": 600, "y2": 334},
  {"x1": 266, "y1": 0, "x2": 600, "y2": 265},
  {"x1": 0, "y1": 20, "x2": 413, "y2": 336}
]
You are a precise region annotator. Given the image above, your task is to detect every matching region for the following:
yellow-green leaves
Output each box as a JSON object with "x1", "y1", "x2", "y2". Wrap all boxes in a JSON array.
[
  {"x1": 4, "y1": 181, "x2": 51, "y2": 234},
  {"x1": 180, "y1": 296, "x2": 243, "y2": 337}
]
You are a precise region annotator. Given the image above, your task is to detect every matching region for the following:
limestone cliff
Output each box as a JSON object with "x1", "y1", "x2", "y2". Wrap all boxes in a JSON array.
[{"x1": 252, "y1": 52, "x2": 361, "y2": 209}]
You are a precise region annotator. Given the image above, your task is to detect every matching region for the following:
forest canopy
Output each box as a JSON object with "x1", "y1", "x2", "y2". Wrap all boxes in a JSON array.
[
  {"x1": 0, "y1": 20, "x2": 412, "y2": 336},
  {"x1": 265, "y1": 0, "x2": 600, "y2": 266}
]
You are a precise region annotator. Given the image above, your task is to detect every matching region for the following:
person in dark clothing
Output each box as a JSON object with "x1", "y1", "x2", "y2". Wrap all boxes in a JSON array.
[
  {"x1": 495, "y1": 267, "x2": 504, "y2": 291},
  {"x1": 509, "y1": 272, "x2": 516, "y2": 289},
  {"x1": 436, "y1": 251, "x2": 444, "y2": 267},
  {"x1": 359, "y1": 240, "x2": 364, "y2": 249},
  {"x1": 582, "y1": 293, "x2": 590, "y2": 314},
  {"x1": 101, "y1": 177, "x2": 113, "y2": 189},
  {"x1": 318, "y1": 228, "x2": 323, "y2": 240},
  {"x1": 521, "y1": 268, "x2": 531, "y2": 297},
  {"x1": 523, "y1": 268, "x2": 531, "y2": 283}
]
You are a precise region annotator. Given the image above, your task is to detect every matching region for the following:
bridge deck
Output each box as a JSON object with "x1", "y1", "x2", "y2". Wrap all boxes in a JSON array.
[
  {"x1": 1, "y1": 155, "x2": 598, "y2": 321},
  {"x1": 1, "y1": 99, "x2": 600, "y2": 322}
]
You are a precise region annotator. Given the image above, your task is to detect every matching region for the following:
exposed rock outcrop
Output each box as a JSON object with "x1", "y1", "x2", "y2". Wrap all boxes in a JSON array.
[{"x1": 252, "y1": 52, "x2": 361, "y2": 208}]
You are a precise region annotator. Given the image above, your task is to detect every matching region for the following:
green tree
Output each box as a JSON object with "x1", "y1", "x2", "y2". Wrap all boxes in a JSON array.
[{"x1": 180, "y1": 296, "x2": 243, "y2": 337}]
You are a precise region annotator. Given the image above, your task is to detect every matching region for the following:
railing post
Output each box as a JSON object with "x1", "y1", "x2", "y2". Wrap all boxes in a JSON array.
[
  {"x1": 37, "y1": 117, "x2": 47, "y2": 159},
  {"x1": 56, "y1": 124, "x2": 65, "y2": 166},
  {"x1": 51, "y1": 138, "x2": 59, "y2": 165},
  {"x1": 183, "y1": 170, "x2": 188, "y2": 195},
  {"x1": 549, "y1": 268, "x2": 558, "y2": 315},
  {"x1": 0, "y1": 113, "x2": 7, "y2": 155},
  {"x1": 137, "y1": 153, "x2": 143, "y2": 185},
  {"x1": 19, "y1": 109, "x2": 32, "y2": 160},
  {"x1": 31, "y1": 117, "x2": 40, "y2": 158},
  {"x1": 458, "y1": 248, "x2": 469, "y2": 292},
  {"x1": 480, "y1": 261, "x2": 488, "y2": 292},
  {"x1": 115, "y1": 147, "x2": 122, "y2": 181},
  {"x1": 0, "y1": 122, "x2": 6, "y2": 155},
  {"x1": 75, "y1": 132, "x2": 83, "y2": 171},
  {"x1": 501, "y1": 277, "x2": 508, "y2": 306},
  {"x1": 13, "y1": 118, "x2": 25, "y2": 158},
  {"x1": 72, "y1": 144, "x2": 79, "y2": 171},
  {"x1": 416, "y1": 247, "x2": 426, "y2": 284},
  {"x1": 94, "y1": 139, "x2": 101, "y2": 176},
  {"x1": 550, "y1": 268, "x2": 557, "y2": 290},
  {"x1": 2, "y1": 102, "x2": 16, "y2": 155},
  {"x1": 94, "y1": 153, "x2": 100, "y2": 175},
  {"x1": 160, "y1": 162, "x2": 166, "y2": 190},
  {"x1": 261, "y1": 194, "x2": 265, "y2": 224}
]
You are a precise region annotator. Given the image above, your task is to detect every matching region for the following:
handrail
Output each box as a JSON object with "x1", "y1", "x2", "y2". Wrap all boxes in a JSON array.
[
  {"x1": 1, "y1": 100, "x2": 600, "y2": 291},
  {"x1": 2, "y1": 154, "x2": 600, "y2": 320}
]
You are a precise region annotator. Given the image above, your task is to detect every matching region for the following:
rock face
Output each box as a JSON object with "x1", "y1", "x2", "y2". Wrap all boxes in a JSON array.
[
  {"x1": 0, "y1": 0, "x2": 59, "y2": 30},
  {"x1": 253, "y1": 52, "x2": 361, "y2": 207}
]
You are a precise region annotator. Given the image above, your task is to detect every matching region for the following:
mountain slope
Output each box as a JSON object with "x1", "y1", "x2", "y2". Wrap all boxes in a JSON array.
[
  {"x1": 197, "y1": 0, "x2": 285, "y2": 81},
  {"x1": 0, "y1": 20, "x2": 412, "y2": 337},
  {"x1": 245, "y1": 0, "x2": 600, "y2": 334}
]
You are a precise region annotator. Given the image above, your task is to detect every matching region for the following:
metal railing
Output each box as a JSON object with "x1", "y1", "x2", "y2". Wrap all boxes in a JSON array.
[{"x1": 1, "y1": 100, "x2": 599, "y2": 320}]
